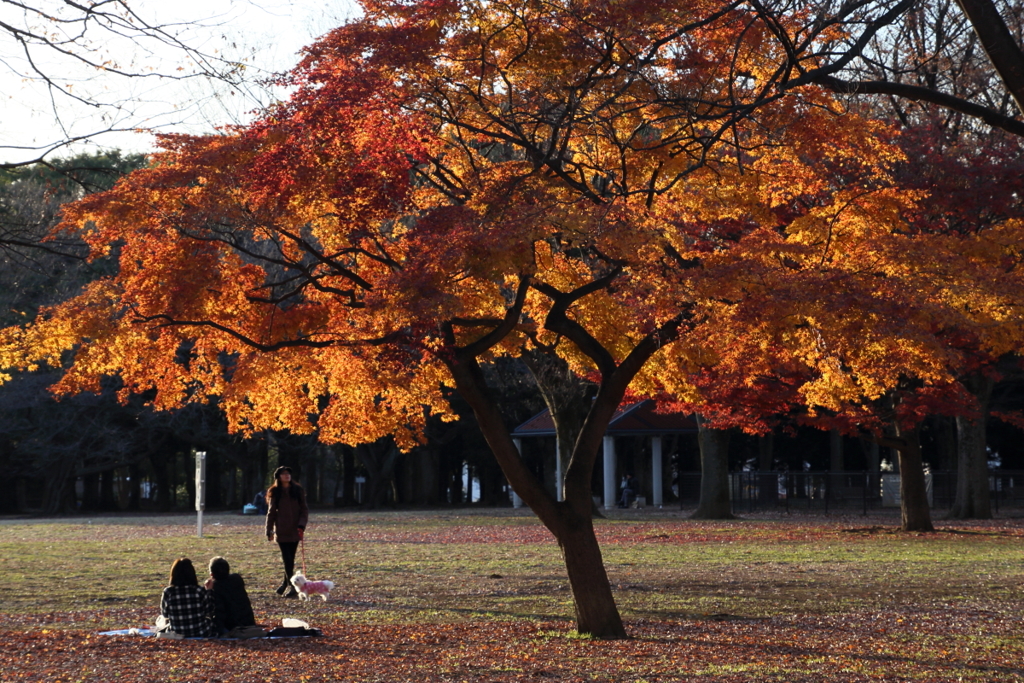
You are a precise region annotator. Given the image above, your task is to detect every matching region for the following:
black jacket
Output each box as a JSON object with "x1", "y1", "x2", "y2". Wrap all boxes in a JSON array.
[{"x1": 210, "y1": 573, "x2": 256, "y2": 631}]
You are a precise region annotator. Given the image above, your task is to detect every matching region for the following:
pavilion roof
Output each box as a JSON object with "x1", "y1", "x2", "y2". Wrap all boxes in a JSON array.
[{"x1": 511, "y1": 400, "x2": 697, "y2": 438}]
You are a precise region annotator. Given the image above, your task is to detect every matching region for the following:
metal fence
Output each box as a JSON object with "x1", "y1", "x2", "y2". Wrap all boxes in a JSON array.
[{"x1": 672, "y1": 470, "x2": 1024, "y2": 514}]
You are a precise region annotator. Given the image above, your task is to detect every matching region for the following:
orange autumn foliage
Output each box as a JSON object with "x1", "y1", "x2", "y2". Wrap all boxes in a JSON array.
[{"x1": 4, "y1": 0, "x2": 1024, "y2": 635}]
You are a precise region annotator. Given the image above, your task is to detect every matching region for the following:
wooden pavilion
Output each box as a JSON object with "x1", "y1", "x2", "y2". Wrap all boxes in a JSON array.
[{"x1": 510, "y1": 400, "x2": 698, "y2": 509}]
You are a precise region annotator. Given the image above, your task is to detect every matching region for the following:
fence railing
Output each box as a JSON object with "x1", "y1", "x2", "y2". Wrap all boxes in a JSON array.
[{"x1": 671, "y1": 470, "x2": 1024, "y2": 514}]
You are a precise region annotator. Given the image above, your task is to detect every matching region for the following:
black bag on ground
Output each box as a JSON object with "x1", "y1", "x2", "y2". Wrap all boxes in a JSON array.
[
  {"x1": 265, "y1": 626, "x2": 322, "y2": 637},
  {"x1": 226, "y1": 625, "x2": 267, "y2": 639}
]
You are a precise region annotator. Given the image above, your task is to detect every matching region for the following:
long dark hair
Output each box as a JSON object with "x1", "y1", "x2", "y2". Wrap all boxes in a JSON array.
[
  {"x1": 169, "y1": 557, "x2": 199, "y2": 587},
  {"x1": 267, "y1": 466, "x2": 303, "y2": 506}
]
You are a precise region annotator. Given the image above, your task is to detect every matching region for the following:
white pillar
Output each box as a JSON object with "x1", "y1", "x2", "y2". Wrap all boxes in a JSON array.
[
  {"x1": 603, "y1": 435, "x2": 616, "y2": 509},
  {"x1": 511, "y1": 439, "x2": 524, "y2": 508},
  {"x1": 652, "y1": 436, "x2": 664, "y2": 508},
  {"x1": 555, "y1": 435, "x2": 564, "y2": 502},
  {"x1": 195, "y1": 451, "x2": 207, "y2": 538}
]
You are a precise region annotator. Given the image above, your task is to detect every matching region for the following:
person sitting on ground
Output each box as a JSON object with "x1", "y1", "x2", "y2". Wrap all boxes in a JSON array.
[
  {"x1": 619, "y1": 474, "x2": 636, "y2": 508},
  {"x1": 252, "y1": 490, "x2": 268, "y2": 515},
  {"x1": 204, "y1": 556, "x2": 257, "y2": 635},
  {"x1": 158, "y1": 557, "x2": 216, "y2": 638}
]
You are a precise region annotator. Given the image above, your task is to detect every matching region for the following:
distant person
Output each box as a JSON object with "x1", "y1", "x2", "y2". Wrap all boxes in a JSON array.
[
  {"x1": 204, "y1": 556, "x2": 257, "y2": 635},
  {"x1": 252, "y1": 490, "x2": 268, "y2": 515},
  {"x1": 619, "y1": 474, "x2": 636, "y2": 508},
  {"x1": 266, "y1": 466, "x2": 309, "y2": 599},
  {"x1": 157, "y1": 557, "x2": 216, "y2": 638}
]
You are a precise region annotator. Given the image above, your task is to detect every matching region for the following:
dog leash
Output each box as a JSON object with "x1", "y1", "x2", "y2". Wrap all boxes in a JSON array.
[{"x1": 300, "y1": 535, "x2": 307, "y2": 575}]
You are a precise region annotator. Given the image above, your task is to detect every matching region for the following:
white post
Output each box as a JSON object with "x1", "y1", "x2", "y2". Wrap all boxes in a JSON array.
[
  {"x1": 555, "y1": 435, "x2": 564, "y2": 502},
  {"x1": 652, "y1": 436, "x2": 664, "y2": 508},
  {"x1": 195, "y1": 451, "x2": 207, "y2": 538},
  {"x1": 511, "y1": 438, "x2": 524, "y2": 508},
  {"x1": 603, "y1": 436, "x2": 616, "y2": 509}
]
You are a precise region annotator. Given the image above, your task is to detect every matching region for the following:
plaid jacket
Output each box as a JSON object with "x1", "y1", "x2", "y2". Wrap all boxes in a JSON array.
[{"x1": 161, "y1": 585, "x2": 216, "y2": 638}]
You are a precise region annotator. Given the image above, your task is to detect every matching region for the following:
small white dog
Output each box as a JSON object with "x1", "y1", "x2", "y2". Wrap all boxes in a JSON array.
[{"x1": 290, "y1": 572, "x2": 335, "y2": 602}]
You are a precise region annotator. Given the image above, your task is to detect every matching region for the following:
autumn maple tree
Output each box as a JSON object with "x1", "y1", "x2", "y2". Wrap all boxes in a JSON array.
[
  {"x1": 778, "y1": 0, "x2": 1024, "y2": 524},
  {"x1": 858, "y1": 0, "x2": 1024, "y2": 521},
  {"x1": 4, "y1": 0, "x2": 1024, "y2": 637},
  {"x1": 643, "y1": 0, "x2": 1024, "y2": 529},
  {"x1": 646, "y1": 112, "x2": 1024, "y2": 532}
]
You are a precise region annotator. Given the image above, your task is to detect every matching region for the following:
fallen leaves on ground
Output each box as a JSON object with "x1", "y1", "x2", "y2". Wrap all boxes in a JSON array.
[
  {"x1": 1, "y1": 605, "x2": 1022, "y2": 682},
  {"x1": 3, "y1": 512, "x2": 1023, "y2": 681}
]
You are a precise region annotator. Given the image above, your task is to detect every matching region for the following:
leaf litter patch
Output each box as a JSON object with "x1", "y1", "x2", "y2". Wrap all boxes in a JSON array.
[{"x1": 2, "y1": 604, "x2": 1022, "y2": 682}]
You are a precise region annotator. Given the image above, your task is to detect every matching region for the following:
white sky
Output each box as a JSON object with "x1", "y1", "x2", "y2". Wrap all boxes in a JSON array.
[{"x1": 0, "y1": 0, "x2": 360, "y2": 165}]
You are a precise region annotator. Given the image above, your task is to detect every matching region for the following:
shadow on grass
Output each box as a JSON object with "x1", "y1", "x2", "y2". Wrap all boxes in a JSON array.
[
  {"x1": 661, "y1": 630, "x2": 1024, "y2": 679},
  {"x1": 841, "y1": 525, "x2": 1023, "y2": 537}
]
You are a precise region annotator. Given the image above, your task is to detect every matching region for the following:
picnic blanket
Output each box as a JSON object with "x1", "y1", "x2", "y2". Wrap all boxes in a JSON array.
[
  {"x1": 99, "y1": 620, "x2": 321, "y2": 639},
  {"x1": 98, "y1": 627, "x2": 322, "y2": 639}
]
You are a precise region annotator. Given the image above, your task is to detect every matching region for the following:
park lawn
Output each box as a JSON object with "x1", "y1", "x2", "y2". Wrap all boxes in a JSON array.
[{"x1": 0, "y1": 509, "x2": 1022, "y2": 681}]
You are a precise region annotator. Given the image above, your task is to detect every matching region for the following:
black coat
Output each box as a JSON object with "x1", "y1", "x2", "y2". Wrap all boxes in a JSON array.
[{"x1": 210, "y1": 573, "x2": 256, "y2": 631}]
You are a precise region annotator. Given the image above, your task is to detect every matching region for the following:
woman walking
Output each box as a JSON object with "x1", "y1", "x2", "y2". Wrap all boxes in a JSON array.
[{"x1": 266, "y1": 466, "x2": 309, "y2": 598}]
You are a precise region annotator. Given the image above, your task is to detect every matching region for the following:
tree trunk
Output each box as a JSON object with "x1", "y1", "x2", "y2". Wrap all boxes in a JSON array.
[
  {"x1": 204, "y1": 454, "x2": 222, "y2": 509},
  {"x1": 950, "y1": 374, "x2": 994, "y2": 519},
  {"x1": 184, "y1": 451, "x2": 196, "y2": 510},
  {"x1": 861, "y1": 438, "x2": 880, "y2": 472},
  {"x1": 522, "y1": 349, "x2": 594, "y2": 503},
  {"x1": 81, "y1": 472, "x2": 100, "y2": 512},
  {"x1": 829, "y1": 429, "x2": 844, "y2": 472},
  {"x1": 480, "y1": 458, "x2": 503, "y2": 505},
  {"x1": 257, "y1": 436, "x2": 269, "y2": 493},
  {"x1": 892, "y1": 424, "x2": 934, "y2": 531},
  {"x1": 224, "y1": 461, "x2": 237, "y2": 509},
  {"x1": 449, "y1": 463, "x2": 464, "y2": 505},
  {"x1": 306, "y1": 451, "x2": 320, "y2": 506},
  {"x1": 691, "y1": 416, "x2": 734, "y2": 520},
  {"x1": 343, "y1": 445, "x2": 356, "y2": 506},
  {"x1": 552, "y1": 415, "x2": 582, "y2": 499},
  {"x1": 42, "y1": 453, "x2": 78, "y2": 514},
  {"x1": 127, "y1": 462, "x2": 142, "y2": 511},
  {"x1": 934, "y1": 416, "x2": 957, "y2": 471},
  {"x1": 440, "y1": 285, "x2": 683, "y2": 638},
  {"x1": 758, "y1": 432, "x2": 774, "y2": 471},
  {"x1": 556, "y1": 512, "x2": 625, "y2": 637},
  {"x1": 99, "y1": 470, "x2": 116, "y2": 511},
  {"x1": 447, "y1": 354, "x2": 627, "y2": 638},
  {"x1": 355, "y1": 439, "x2": 401, "y2": 509},
  {"x1": 152, "y1": 452, "x2": 172, "y2": 511},
  {"x1": 168, "y1": 454, "x2": 178, "y2": 510}
]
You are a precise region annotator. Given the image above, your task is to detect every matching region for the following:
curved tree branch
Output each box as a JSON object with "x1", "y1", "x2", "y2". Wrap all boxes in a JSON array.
[
  {"x1": 954, "y1": 0, "x2": 1024, "y2": 115},
  {"x1": 532, "y1": 267, "x2": 623, "y2": 377},
  {"x1": 130, "y1": 311, "x2": 399, "y2": 352},
  {"x1": 810, "y1": 75, "x2": 1024, "y2": 137}
]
